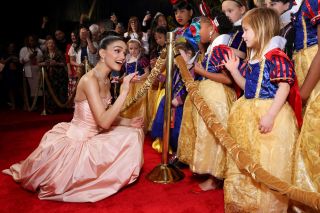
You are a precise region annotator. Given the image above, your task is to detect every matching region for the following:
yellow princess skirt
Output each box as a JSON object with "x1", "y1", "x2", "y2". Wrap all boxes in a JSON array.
[
  {"x1": 224, "y1": 97, "x2": 299, "y2": 213},
  {"x1": 177, "y1": 80, "x2": 236, "y2": 179}
]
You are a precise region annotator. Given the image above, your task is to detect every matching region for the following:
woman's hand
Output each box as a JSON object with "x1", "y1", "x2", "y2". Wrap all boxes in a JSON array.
[
  {"x1": 259, "y1": 114, "x2": 275, "y2": 134},
  {"x1": 130, "y1": 116, "x2": 144, "y2": 128},
  {"x1": 121, "y1": 72, "x2": 137, "y2": 94},
  {"x1": 132, "y1": 75, "x2": 141, "y2": 82}
]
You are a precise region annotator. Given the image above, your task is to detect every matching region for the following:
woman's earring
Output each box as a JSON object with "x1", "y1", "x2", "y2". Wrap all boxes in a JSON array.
[{"x1": 209, "y1": 31, "x2": 213, "y2": 39}]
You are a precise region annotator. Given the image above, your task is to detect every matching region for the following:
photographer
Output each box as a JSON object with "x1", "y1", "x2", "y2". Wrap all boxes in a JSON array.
[{"x1": 19, "y1": 34, "x2": 43, "y2": 98}]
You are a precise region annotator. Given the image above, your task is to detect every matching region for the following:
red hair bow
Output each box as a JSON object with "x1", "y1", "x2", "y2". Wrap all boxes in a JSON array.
[
  {"x1": 169, "y1": 0, "x2": 189, "y2": 5},
  {"x1": 198, "y1": 0, "x2": 212, "y2": 18}
]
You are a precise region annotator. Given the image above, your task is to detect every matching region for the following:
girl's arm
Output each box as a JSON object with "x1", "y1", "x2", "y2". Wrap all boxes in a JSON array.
[
  {"x1": 194, "y1": 62, "x2": 232, "y2": 85},
  {"x1": 299, "y1": 25, "x2": 320, "y2": 103},
  {"x1": 224, "y1": 52, "x2": 246, "y2": 89},
  {"x1": 259, "y1": 82, "x2": 290, "y2": 134}
]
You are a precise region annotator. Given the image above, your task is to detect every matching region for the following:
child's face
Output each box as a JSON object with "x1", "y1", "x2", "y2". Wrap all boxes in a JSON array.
[
  {"x1": 157, "y1": 16, "x2": 167, "y2": 28},
  {"x1": 199, "y1": 21, "x2": 212, "y2": 44},
  {"x1": 128, "y1": 42, "x2": 140, "y2": 57},
  {"x1": 154, "y1": 32, "x2": 166, "y2": 47},
  {"x1": 222, "y1": 1, "x2": 246, "y2": 23},
  {"x1": 130, "y1": 20, "x2": 138, "y2": 32},
  {"x1": 242, "y1": 23, "x2": 256, "y2": 48},
  {"x1": 175, "y1": 8, "x2": 193, "y2": 26},
  {"x1": 266, "y1": 0, "x2": 289, "y2": 15}
]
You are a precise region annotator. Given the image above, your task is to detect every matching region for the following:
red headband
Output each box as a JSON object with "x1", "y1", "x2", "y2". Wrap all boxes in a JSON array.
[{"x1": 199, "y1": 0, "x2": 219, "y2": 33}]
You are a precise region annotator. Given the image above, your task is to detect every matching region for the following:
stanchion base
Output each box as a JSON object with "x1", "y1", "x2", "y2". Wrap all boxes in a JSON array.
[
  {"x1": 41, "y1": 110, "x2": 47, "y2": 116},
  {"x1": 146, "y1": 164, "x2": 184, "y2": 184}
]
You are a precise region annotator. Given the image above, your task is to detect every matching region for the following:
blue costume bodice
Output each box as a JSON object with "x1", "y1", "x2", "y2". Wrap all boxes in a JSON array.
[
  {"x1": 293, "y1": 0, "x2": 320, "y2": 51},
  {"x1": 124, "y1": 56, "x2": 149, "y2": 76},
  {"x1": 197, "y1": 34, "x2": 231, "y2": 81},
  {"x1": 241, "y1": 52, "x2": 295, "y2": 99}
]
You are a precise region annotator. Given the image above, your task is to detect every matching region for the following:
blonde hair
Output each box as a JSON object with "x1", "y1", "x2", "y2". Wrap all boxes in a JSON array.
[
  {"x1": 127, "y1": 38, "x2": 141, "y2": 47},
  {"x1": 242, "y1": 7, "x2": 280, "y2": 60}
]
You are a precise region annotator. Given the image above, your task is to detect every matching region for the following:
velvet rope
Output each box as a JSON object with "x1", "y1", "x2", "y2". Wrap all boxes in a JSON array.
[
  {"x1": 22, "y1": 69, "x2": 42, "y2": 112},
  {"x1": 174, "y1": 54, "x2": 320, "y2": 210},
  {"x1": 121, "y1": 49, "x2": 167, "y2": 112}
]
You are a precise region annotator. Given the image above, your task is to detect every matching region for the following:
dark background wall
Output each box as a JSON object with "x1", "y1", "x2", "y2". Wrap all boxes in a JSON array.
[{"x1": 0, "y1": 0, "x2": 172, "y2": 47}]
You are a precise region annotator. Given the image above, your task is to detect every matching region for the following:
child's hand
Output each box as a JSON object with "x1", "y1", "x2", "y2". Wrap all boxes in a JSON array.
[
  {"x1": 171, "y1": 98, "x2": 179, "y2": 107},
  {"x1": 224, "y1": 51, "x2": 240, "y2": 74},
  {"x1": 150, "y1": 58, "x2": 156, "y2": 68},
  {"x1": 259, "y1": 114, "x2": 275, "y2": 134},
  {"x1": 132, "y1": 75, "x2": 141, "y2": 82},
  {"x1": 194, "y1": 62, "x2": 204, "y2": 74},
  {"x1": 130, "y1": 116, "x2": 144, "y2": 128}
]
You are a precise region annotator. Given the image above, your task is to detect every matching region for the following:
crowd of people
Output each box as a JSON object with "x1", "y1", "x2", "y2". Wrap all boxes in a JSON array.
[{"x1": 2, "y1": 0, "x2": 320, "y2": 212}]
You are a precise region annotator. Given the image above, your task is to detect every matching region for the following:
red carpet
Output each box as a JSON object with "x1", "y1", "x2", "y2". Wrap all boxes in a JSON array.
[{"x1": 0, "y1": 109, "x2": 224, "y2": 213}]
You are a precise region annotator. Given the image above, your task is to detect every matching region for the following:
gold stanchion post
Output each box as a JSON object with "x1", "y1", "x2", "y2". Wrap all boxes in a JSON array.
[
  {"x1": 41, "y1": 66, "x2": 47, "y2": 115},
  {"x1": 146, "y1": 32, "x2": 185, "y2": 183}
]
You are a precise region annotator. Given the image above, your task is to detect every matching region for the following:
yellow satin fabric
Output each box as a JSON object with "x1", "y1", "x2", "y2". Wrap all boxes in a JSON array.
[
  {"x1": 292, "y1": 43, "x2": 320, "y2": 212},
  {"x1": 294, "y1": 86, "x2": 320, "y2": 192},
  {"x1": 293, "y1": 45, "x2": 318, "y2": 87},
  {"x1": 224, "y1": 98, "x2": 299, "y2": 213},
  {"x1": 121, "y1": 82, "x2": 148, "y2": 132},
  {"x1": 177, "y1": 80, "x2": 236, "y2": 178}
]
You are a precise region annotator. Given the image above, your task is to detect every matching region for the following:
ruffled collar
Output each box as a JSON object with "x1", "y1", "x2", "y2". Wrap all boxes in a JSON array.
[
  {"x1": 280, "y1": 10, "x2": 292, "y2": 28},
  {"x1": 234, "y1": 18, "x2": 242, "y2": 26},
  {"x1": 249, "y1": 36, "x2": 287, "y2": 63}
]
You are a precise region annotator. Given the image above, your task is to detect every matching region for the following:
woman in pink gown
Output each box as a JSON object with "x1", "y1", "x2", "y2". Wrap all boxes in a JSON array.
[{"x1": 2, "y1": 36, "x2": 145, "y2": 202}]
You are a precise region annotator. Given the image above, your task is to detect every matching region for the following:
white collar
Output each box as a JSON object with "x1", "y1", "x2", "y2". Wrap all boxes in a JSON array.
[
  {"x1": 250, "y1": 36, "x2": 287, "y2": 63},
  {"x1": 280, "y1": 10, "x2": 292, "y2": 27},
  {"x1": 234, "y1": 18, "x2": 242, "y2": 26},
  {"x1": 206, "y1": 34, "x2": 231, "y2": 55},
  {"x1": 290, "y1": 0, "x2": 303, "y2": 14}
]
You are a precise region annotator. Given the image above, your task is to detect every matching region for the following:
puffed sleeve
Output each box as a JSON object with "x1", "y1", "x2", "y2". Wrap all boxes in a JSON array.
[
  {"x1": 239, "y1": 60, "x2": 248, "y2": 77},
  {"x1": 207, "y1": 45, "x2": 230, "y2": 73},
  {"x1": 269, "y1": 55, "x2": 295, "y2": 86},
  {"x1": 138, "y1": 56, "x2": 150, "y2": 69},
  {"x1": 305, "y1": 0, "x2": 320, "y2": 26}
]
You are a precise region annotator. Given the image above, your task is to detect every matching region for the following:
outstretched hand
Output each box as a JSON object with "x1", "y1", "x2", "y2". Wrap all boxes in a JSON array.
[
  {"x1": 121, "y1": 72, "x2": 137, "y2": 94},
  {"x1": 224, "y1": 51, "x2": 240, "y2": 74},
  {"x1": 130, "y1": 116, "x2": 144, "y2": 128}
]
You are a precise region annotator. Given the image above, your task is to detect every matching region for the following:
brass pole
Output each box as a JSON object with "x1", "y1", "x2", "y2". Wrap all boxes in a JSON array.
[
  {"x1": 41, "y1": 66, "x2": 47, "y2": 115},
  {"x1": 146, "y1": 32, "x2": 184, "y2": 183}
]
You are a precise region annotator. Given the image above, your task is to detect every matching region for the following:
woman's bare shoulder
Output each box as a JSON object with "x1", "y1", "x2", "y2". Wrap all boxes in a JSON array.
[{"x1": 74, "y1": 73, "x2": 99, "y2": 101}]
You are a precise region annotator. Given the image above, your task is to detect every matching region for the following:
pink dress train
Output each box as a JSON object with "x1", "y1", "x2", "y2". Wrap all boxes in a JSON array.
[{"x1": 2, "y1": 98, "x2": 144, "y2": 202}]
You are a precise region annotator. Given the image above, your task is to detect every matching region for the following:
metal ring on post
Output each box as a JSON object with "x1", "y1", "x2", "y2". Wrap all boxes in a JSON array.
[
  {"x1": 146, "y1": 32, "x2": 184, "y2": 184},
  {"x1": 41, "y1": 66, "x2": 47, "y2": 115}
]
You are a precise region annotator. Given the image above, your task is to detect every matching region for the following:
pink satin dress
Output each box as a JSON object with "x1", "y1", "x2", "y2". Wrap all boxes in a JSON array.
[{"x1": 3, "y1": 98, "x2": 144, "y2": 202}]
